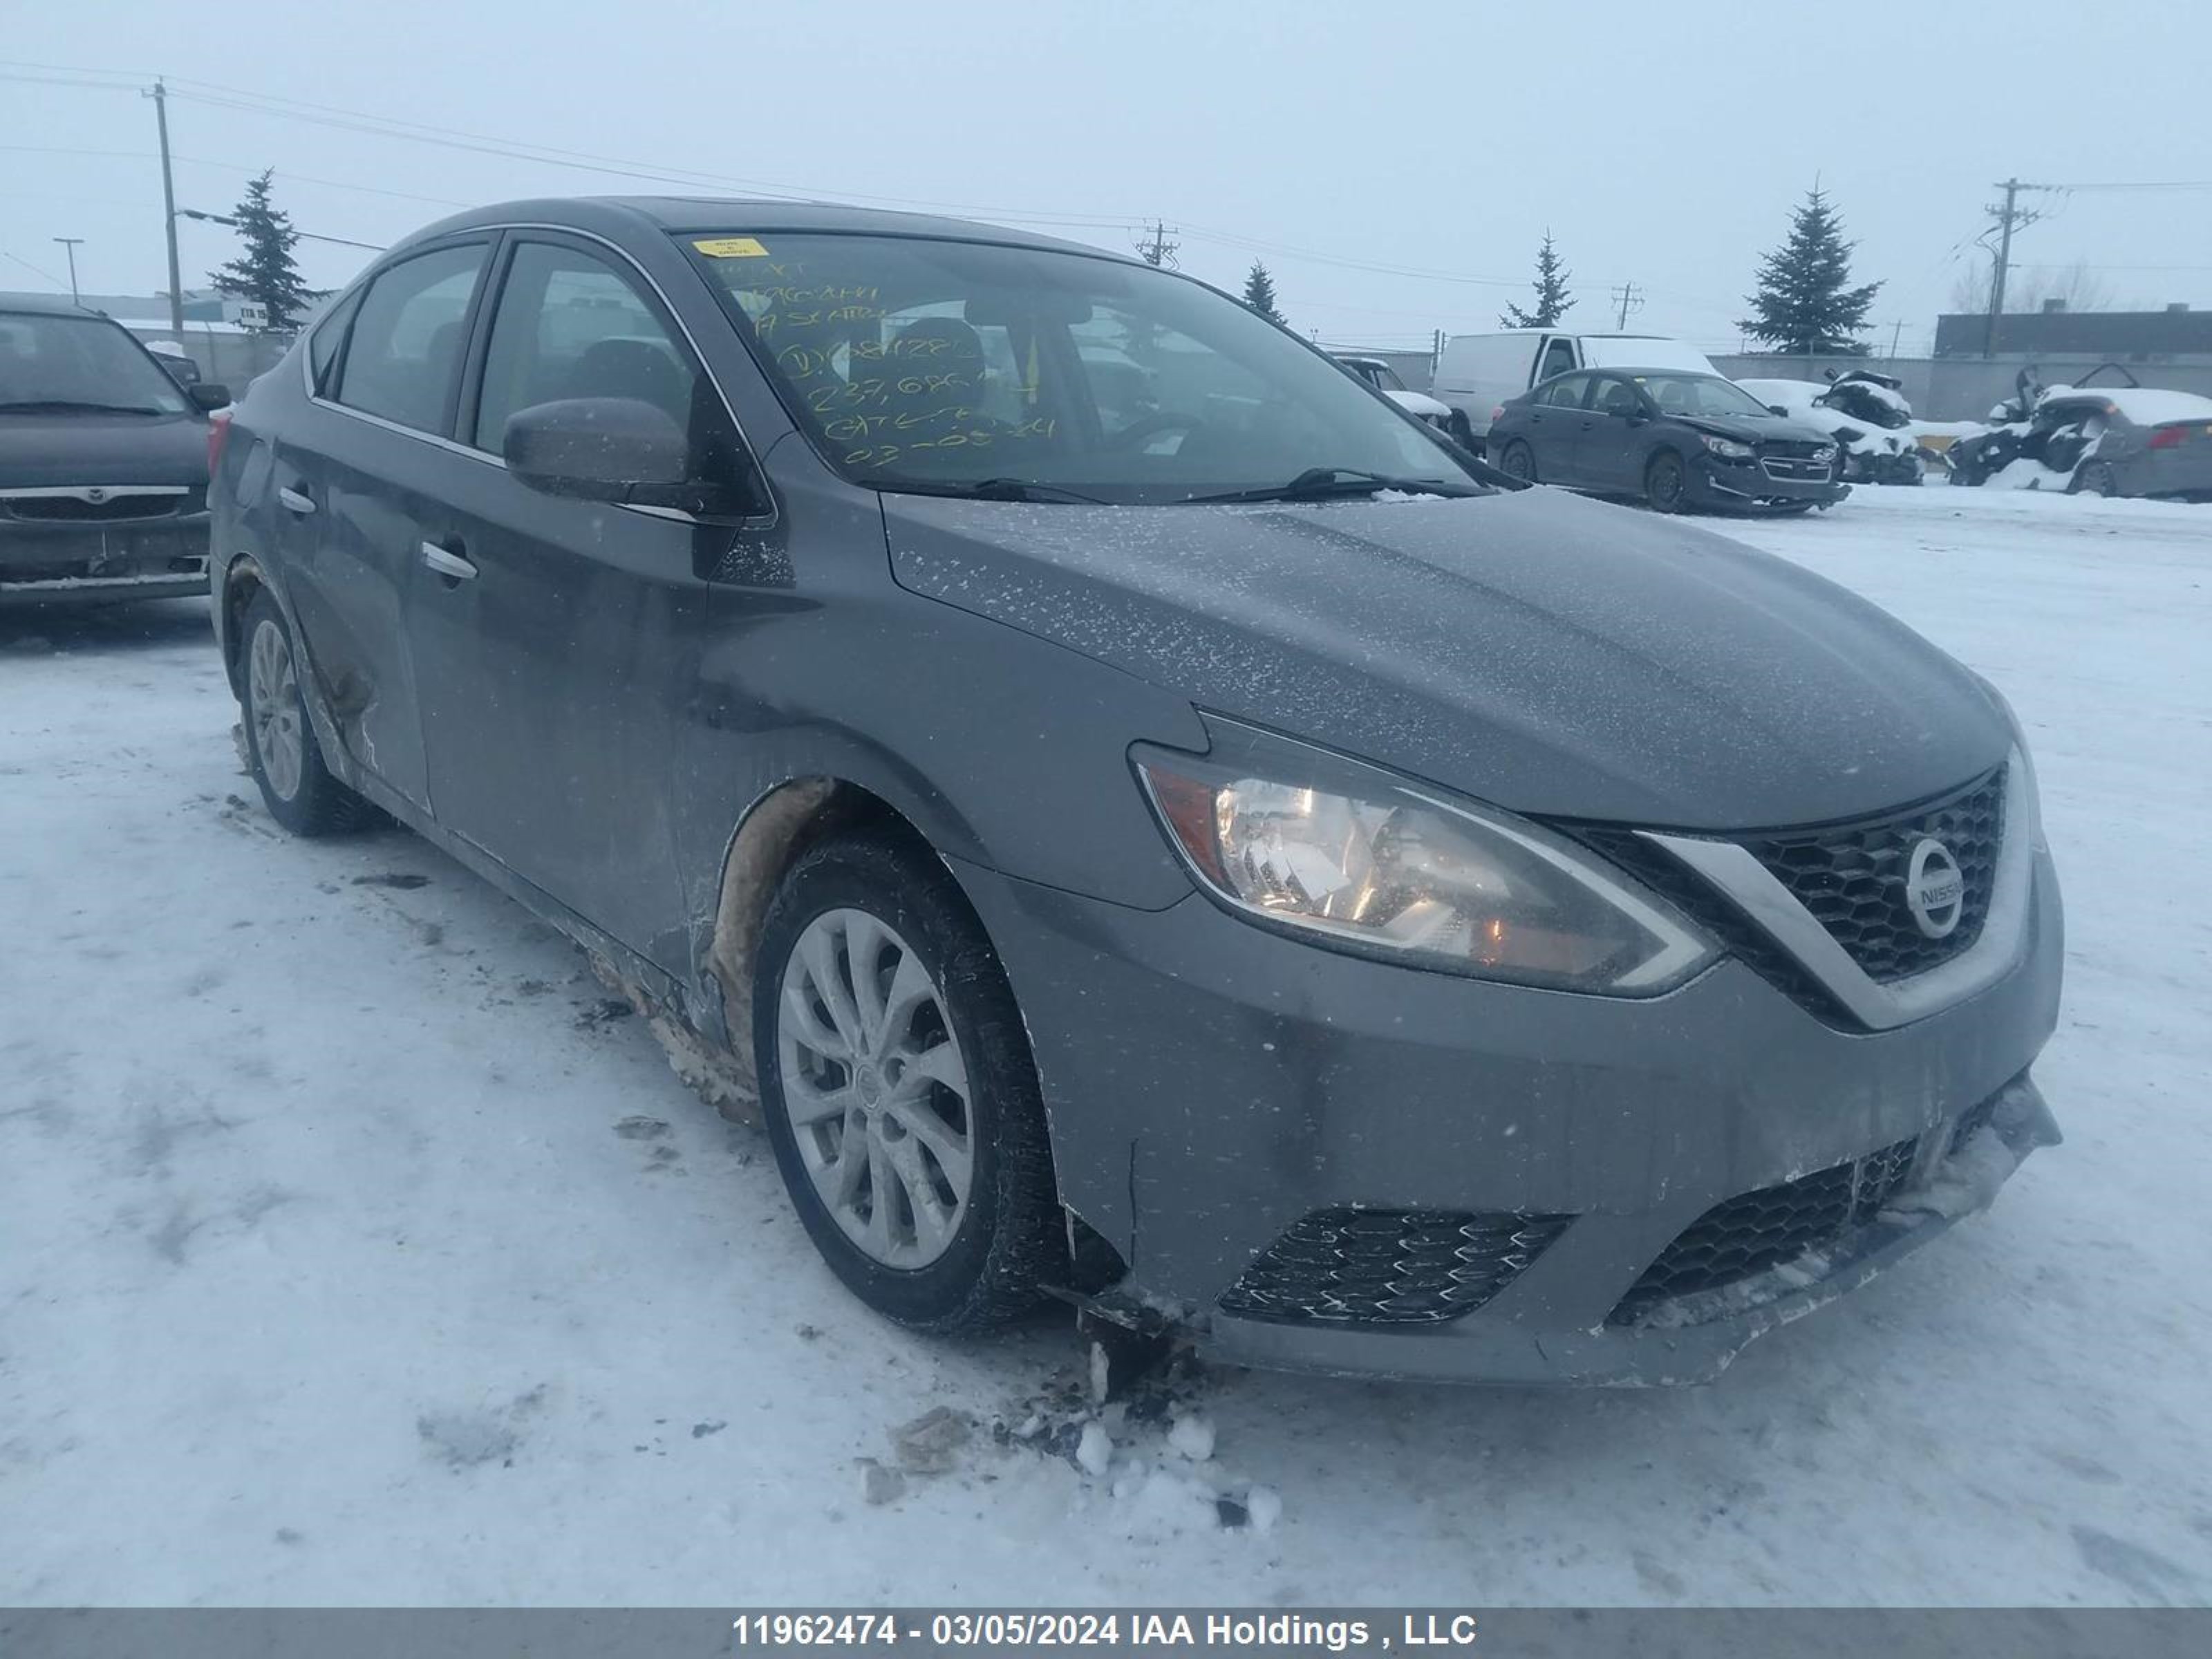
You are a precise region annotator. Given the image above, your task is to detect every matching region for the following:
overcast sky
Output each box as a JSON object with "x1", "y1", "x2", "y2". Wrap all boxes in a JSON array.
[{"x1": 7, "y1": 1, "x2": 2211, "y2": 354}]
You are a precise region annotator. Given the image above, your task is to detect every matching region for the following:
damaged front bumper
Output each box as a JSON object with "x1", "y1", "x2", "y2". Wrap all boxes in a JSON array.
[
  {"x1": 0, "y1": 518, "x2": 212, "y2": 606},
  {"x1": 1199, "y1": 1074, "x2": 2059, "y2": 1387}
]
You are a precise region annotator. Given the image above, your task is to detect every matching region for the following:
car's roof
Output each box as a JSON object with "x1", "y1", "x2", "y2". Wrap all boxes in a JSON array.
[
  {"x1": 392, "y1": 196, "x2": 1134, "y2": 265},
  {"x1": 0, "y1": 292, "x2": 111, "y2": 319}
]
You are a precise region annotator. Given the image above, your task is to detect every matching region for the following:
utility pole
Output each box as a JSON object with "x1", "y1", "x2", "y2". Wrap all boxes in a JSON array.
[
  {"x1": 1611, "y1": 281, "x2": 1642, "y2": 330},
  {"x1": 1889, "y1": 319, "x2": 1903, "y2": 359},
  {"x1": 147, "y1": 78, "x2": 185, "y2": 335},
  {"x1": 53, "y1": 238, "x2": 83, "y2": 304},
  {"x1": 1981, "y1": 177, "x2": 2052, "y2": 358},
  {"x1": 1134, "y1": 219, "x2": 1179, "y2": 269}
]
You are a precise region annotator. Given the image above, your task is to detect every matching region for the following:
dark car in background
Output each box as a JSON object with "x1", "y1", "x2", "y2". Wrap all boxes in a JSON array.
[
  {"x1": 1489, "y1": 367, "x2": 1848, "y2": 514},
  {"x1": 1, "y1": 295, "x2": 229, "y2": 606},
  {"x1": 207, "y1": 196, "x2": 2059, "y2": 1385},
  {"x1": 1948, "y1": 386, "x2": 2212, "y2": 500}
]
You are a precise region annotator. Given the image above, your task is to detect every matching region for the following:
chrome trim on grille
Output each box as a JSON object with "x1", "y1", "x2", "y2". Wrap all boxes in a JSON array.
[
  {"x1": 1635, "y1": 753, "x2": 2034, "y2": 1030},
  {"x1": 0, "y1": 485, "x2": 189, "y2": 500}
]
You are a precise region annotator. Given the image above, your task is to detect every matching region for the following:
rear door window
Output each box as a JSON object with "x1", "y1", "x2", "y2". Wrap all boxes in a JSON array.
[
  {"x1": 332, "y1": 243, "x2": 489, "y2": 435},
  {"x1": 1541, "y1": 374, "x2": 1592, "y2": 409}
]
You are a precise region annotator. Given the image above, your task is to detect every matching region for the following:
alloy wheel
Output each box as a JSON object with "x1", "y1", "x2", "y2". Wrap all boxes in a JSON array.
[
  {"x1": 776, "y1": 907, "x2": 974, "y2": 1269},
  {"x1": 247, "y1": 618, "x2": 306, "y2": 802}
]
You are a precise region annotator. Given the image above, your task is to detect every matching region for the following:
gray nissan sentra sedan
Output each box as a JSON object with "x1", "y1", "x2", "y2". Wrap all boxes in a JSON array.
[{"x1": 207, "y1": 198, "x2": 2063, "y2": 1385}]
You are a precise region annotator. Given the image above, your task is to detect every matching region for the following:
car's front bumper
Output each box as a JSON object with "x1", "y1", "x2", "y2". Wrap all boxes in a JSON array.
[
  {"x1": 1691, "y1": 453, "x2": 1850, "y2": 511},
  {"x1": 950, "y1": 843, "x2": 2063, "y2": 1386},
  {"x1": 0, "y1": 516, "x2": 212, "y2": 606}
]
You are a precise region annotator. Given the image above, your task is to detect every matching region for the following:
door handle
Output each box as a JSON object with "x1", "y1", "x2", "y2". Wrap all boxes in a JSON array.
[
  {"x1": 420, "y1": 541, "x2": 478, "y2": 582},
  {"x1": 277, "y1": 485, "x2": 315, "y2": 515}
]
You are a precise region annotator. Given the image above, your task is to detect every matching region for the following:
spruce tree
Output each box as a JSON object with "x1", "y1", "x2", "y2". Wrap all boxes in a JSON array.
[
  {"x1": 208, "y1": 171, "x2": 317, "y2": 333},
  {"x1": 1241, "y1": 261, "x2": 1284, "y2": 326},
  {"x1": 1499, "y1": 232, "x2": 1573, "y2": 329},
  {"x1": 1739, "y1": 186, "x2": 1882, "y2": 355}
]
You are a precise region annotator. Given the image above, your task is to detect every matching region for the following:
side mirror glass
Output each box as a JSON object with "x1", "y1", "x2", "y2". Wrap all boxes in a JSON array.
[
  {"x1": 503, "y1": 397, "x2": 761, "y2": 518},
  {"x1": 1766, "y1": 403, "x2": 1789, "y2": 418},
  {"x1": 189, "y1": 383, "x2": 231, "y2": 411}
]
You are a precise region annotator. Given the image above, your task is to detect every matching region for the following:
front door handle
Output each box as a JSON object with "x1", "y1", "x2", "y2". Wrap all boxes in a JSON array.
[
  {"x1": 420, "y1": 541, "x2": 478, "y2": 582},
  {"x1": 277, "y1": 485, "x2": 315, "y2": 515}
]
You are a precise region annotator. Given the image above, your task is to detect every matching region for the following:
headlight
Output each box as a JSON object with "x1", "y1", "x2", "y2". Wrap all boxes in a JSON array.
[
  {"x1": 1134, "y1": 739, "x2": 1716, "y2": 995},
  {"x1": 1812, "y1": 444, "x2": 1838, "y2": 462},
  {"x1": 1699, "y1": 434, "x2": 1755, "y2": 459}
]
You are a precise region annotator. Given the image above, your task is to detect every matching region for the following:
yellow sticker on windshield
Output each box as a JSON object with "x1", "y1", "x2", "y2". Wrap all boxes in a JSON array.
[{"x1": 693, "y1": 237, "x2": 769, "y2": 258}]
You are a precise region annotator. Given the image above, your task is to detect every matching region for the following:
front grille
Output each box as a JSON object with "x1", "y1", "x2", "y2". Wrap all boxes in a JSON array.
[
  {"x1": 1219, "y1": 1207, "x2": 1571, "y2": 1326},
  {"x1": 1737, "y1": 769, "x2": 2005, "y2": 982},
  {"x1": 1609, "y1": 1136, "x2": 1921, "y2": 1324},
  {"x1": 1, "y1": 489, "x2": 191, "y2": 523},
  {"x1": 1760, "y1": 454, "x2": 1831, "y2": 480}
]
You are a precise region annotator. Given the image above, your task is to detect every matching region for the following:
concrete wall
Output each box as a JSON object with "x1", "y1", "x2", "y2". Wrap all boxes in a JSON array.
[
  {"x1": 124, "y1": 325, "x2": 294, "y2": 393},
  {"x1": 1711, "y1": 353, "x2": 2212, "y2": 423}
]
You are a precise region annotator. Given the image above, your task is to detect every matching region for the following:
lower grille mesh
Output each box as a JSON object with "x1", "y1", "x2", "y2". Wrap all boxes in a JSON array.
[
  {"x1": 1220, "y1": 1207, "x2": 1571, "y2": 1326},
  {"x1": 1609, "y1": 1136, "x2": 1920, "y2": 1325}
]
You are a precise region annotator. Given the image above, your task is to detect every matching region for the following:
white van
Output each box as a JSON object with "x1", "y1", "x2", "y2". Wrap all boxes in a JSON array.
[{"x1": 1432, "y1": 331, "x2": 1718, "y2": 446}]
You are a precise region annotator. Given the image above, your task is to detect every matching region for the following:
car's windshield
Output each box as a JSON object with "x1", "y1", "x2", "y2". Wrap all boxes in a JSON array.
[
  {"x1": 684, "y1": 232, "x2": 1478, "y2": 503},
  {"x1": 0, "y1": 312, "x2": 191, "y2": 415},
  {"x1": 1638, "y1": 373, "x2": 1774, "y2": 420}
]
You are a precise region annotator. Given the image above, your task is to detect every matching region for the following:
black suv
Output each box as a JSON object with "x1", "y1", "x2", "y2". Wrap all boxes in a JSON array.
[{"x1": 1, "y1": 295, "x2": 229, "y2": 606}]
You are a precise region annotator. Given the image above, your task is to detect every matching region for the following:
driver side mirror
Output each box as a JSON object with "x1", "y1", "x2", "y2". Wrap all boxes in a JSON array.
[
  {"x1": 1766, "y1": 404, "x2": 1790, "y2": 418},
  {"x1": 503, "y1": 397, "x2": 764, "y2": 519},
  {"x1": 188, "y1": 383, "x2": 231, "y2": 411}
]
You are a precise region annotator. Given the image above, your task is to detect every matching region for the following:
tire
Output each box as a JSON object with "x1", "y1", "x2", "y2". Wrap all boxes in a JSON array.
[
  {"x1": 1644, "y1": 450, "x2": 1688, "y2": 513},
  {"x1": 753, "y1": 831, "x2": 1063, "y2": 1333},
  {"x1": 2072, "y1": 461, "x2": 2118, "y2": 498},
  {"x1": 1447, "y1": 409, "x2": 1478, "y2": 451},
  {"x1": 1497, "y1": 440, "x2": 1537, "y2": 484},
  {"x1": 239, "y1": 590, "x2": 375, "y2": 836}
]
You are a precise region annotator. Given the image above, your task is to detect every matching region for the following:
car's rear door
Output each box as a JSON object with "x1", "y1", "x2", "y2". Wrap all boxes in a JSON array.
[
  {"x1": 1578, "y1": 374, "x2": 1649, "y2": 492},
  {"x1": 280, "y1": 238, "x2": 494, "y2": 813},
  {"x1": 403, "y1": 230, "x2": 732, "y2": 966},
  {"x1": 1524, "y1": 373, "x2": 1591, "y2": 482}
]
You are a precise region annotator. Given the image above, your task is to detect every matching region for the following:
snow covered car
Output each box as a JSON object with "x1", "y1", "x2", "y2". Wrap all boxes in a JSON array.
[
  {"x1": 1736, "y1": 375, "x2": 1925, "y2": 486},
  {"x1": 1948, "y1": 386, "x2": 2212, "y2": 500},
  {"x1": 207, "y1": 197, "x2": 2063, "y2": 1386},
  {"x1": 1333, "y1": 354, "x2": 1454, "y2": 433},
  {"x1": 1, "y1": 294, "x2": 230, "y2": 606}
]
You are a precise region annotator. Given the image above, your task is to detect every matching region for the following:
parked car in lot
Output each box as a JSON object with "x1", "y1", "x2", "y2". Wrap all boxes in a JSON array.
[
  {"x1": 1735, "y1": 373, "x2": 1927, "y2": 486},
  {"x1": 1431, "y1": 329, "x2": 1718, "y2": 449},
  {"x1": 1947, "y1": 385, "x2": 2212, "y2": 499},
  {"x1": 1, "y1": 294, "x2": 230, "y2": 606},
  {"x1": 1332, "y1": 353, "x2": 1454, "y2": 433},
  {"x1": 142, "y1": 337, "x2": 205, "y2": 390},
  {"x1": 209, "y1": 196, "x2": 2061, "y2": 1385},
  {"x1": 1490, "y1": 366, "x2": 1848, "y2": 514}
]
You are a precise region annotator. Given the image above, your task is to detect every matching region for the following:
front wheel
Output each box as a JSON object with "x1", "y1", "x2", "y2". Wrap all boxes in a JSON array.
[
  {"x1": 2072, "y1": 460, "x2": 2118, "y2": 498},
  {"x1": 1645, "y1": 450, "x2": 1689, "y2": 513},
  {"x1": 754, "y1": 832, "x2": 1064, "y2": 1332}
]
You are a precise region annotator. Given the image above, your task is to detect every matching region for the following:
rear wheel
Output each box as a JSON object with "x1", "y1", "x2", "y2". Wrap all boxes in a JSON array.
[
  {"x1": 1446, "y1": 409, "x2": 1478, "y2": 451},
  {"x1": 1644, "y1": 450, "x2": 1688, "y2": 513},
  {"x1": 1498, "y1": 440, "x2": 1537, "y2": 483},
  {"x1": 240, "y1": 591, "x2": 375, "y2": 836},
  {"x1": 754, "y1": 832, "x2": 1063, "y2": 1332},
  {"x1": 2072, "y1": 460, "x2": 2118, "y2": 498}
]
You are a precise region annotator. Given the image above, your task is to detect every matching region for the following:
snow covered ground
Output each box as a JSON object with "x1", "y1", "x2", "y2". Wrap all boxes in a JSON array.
[{"x1": 4, "y1": 484, "x2": 2210, "y2": 1608}]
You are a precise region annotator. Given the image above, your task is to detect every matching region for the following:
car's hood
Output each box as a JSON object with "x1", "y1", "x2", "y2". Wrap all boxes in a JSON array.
[
  {"x1": 1678, "y1": 414, "x2": 1835, "y2": 448},
  {"x1": 0, "y1": 411, "x2": 207, "y2": 489},
  {"x1": 1384, "y1": 388, "x2": 1452, "y2": 418},
  {"x1": 884, "y1": 487, "x2": 2008, "y2": 830}
]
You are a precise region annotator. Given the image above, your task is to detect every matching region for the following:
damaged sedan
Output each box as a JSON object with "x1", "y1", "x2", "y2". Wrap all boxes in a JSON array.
[{"x1": 207, "y1": 198, "x2": 2063, "y2": 1385}]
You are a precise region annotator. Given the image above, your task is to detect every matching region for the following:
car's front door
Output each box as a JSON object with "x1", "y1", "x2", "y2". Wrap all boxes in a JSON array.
[
  {"x1": 1580, "y1": 374, "x2": 1650, "y2": 493},
  {"x1": 1529, "y1": 333, "x2": 1578, "y2": 393},
  {"x1": 404, "y1": 232, "x2": 736, "y2": 967},
  {"x1": 286, "y1": 239, "x2": 494, "y2": 813}
]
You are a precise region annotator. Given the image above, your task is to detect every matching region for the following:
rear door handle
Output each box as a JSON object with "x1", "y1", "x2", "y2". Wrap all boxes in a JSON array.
[
  {"x1": 420, "y1": 541, "x2": 478, "y2": 582},
  {"x1": 277, "y1": 485, "x2": 315, "y2": 515}
]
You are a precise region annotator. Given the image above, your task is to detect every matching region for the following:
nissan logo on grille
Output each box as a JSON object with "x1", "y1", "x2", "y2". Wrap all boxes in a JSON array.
[{"x1": 1904, "y1": 837, "x2": 1966, "y2": 939}]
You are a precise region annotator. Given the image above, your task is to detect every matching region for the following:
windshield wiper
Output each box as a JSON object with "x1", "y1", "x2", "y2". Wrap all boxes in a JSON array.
[
  {"x1": 859, "y1": 476, "x2": 1109, "y2": 505},
  {"x1": 1181, "y1": 467, "x2": 1479, "y2": 505},
  {"x1": 0, "y1": 399, "x2": 171, "y2": 415}
]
